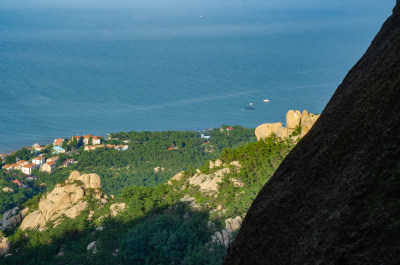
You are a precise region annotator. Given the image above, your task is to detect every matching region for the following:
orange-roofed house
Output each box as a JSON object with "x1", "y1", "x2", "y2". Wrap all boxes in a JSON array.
[
  {"x1": 32, "y1": 156, "x2": 45, "y2": 165},
  {"x1": 3, "y1": 164, "x2": 16, "y2": 171},
  {"x1": 83, "y1": 134, "x2": 93, "y2": 145},
  {"x1": 21, "y1": 163, "x2": 38, "y2": 175},
  {"x1": 12, "y1": 179, "x2": 23, "y2": 187},
  {"x1": 41, "y1": 161, "x2": 57, "y2": 173},
  {"x1": 15, "y1": 160, "x2": 28, "y2": 170},
  {"x1": 84, "y1": 145, "x2": 105, "y2": 151},
  {"x1": 53, "y1": 138, "x2": 64, "y2": 146},
  {"x1": 92, "y1": 136, "x2": 103, "y2": 145}
]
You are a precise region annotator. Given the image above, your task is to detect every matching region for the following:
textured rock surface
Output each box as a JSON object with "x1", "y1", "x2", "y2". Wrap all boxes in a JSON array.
[
  {"x1": 255, "y1": 111, "x2": 319, "y2": 141},
  {"x1": 2, "y1": 187, "x2": 13, "y2": 193},
  {"x1": 224, "y1": 4, "x2": 400, "y2": 264},
  {"x1": 20, "y1": 171, "x2": 103, "y2": 230},
  {"x1": 0, "y1": 237, "x2": 10, "y2": 256},
  {"x1": 110, "y1": 203, "x2": 127, "y2": 217},
  {"x1": 0, "y1": 207, "x2": 23, "y2": 231},
  {"x1": 255, "y1": 122, "x2": 283, "y2": 140},
  {"x1": 212, "y1": 216, "x2": 243, "y2": 247}
]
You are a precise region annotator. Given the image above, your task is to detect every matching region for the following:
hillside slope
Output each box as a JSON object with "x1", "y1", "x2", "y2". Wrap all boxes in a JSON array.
[{"x1": 223, "y1": 3, "x2": 400, "y2": 265}]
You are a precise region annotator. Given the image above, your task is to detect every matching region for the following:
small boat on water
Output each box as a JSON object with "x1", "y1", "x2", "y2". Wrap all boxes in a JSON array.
[{"x1": 263, "y1": 99, "x2": 270, "y2": 102}]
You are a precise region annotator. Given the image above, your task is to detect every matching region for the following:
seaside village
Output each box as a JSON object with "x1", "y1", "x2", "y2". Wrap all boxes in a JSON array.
[{"x1": 0, "y1": 134, "x2": 129, "y2": 189}]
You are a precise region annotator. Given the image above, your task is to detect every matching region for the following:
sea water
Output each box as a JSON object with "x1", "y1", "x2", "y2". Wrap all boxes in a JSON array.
[{"x1": 0, "y1": 1, "x2": 393, "y2": 153}]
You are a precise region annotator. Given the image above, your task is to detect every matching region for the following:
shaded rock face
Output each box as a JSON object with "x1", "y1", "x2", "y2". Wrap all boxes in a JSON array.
[
  {"x1": 20, "y1": 171, "x2": 103, "y2": 231},
  {"x1": 224, "y1": 4, "x2": 400, "y2": 265},
  {"x1": 212, "y1": 216, "x2": 243, "y2": 247},
  {"x1": 0, "y1": 207, "x2": 23, "y2": 231}
]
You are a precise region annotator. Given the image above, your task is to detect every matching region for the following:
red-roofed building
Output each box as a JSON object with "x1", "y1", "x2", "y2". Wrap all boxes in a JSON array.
[
  {"x1": 226, "y1": 126, "x2": 235, "y2": 131},
  {"x1": 12, "y1": 179, "x2": 23, "y2": 187},
  {"x1": 32, "y1": 156, "x2": 45, "y2": 165},
  {"x1": 41, "y1": 161, "x2": 57, "y2": 173},
  {"x1": 3, "y1": 164, "x2": 16, "y2": 171},
  {"x1": 53, "y1": 138, "x2": 64, "y2": 146},
  {"x1": 167, "y1": 147, "x2": 178, "y2": 150},
  {"x1": 21, "y1": 163, "x2": 38, "y2": 175}
]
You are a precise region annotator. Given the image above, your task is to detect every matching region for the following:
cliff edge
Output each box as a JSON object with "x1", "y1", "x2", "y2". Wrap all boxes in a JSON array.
[{"x1": 224, "y1": 3, "x2": 400, "y2": 265}]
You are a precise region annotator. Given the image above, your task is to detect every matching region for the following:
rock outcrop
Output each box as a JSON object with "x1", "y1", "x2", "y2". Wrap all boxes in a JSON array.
[
  {"x1": 0, "y1": 207, "x2": 23, "y2": 231},
  {"x1": 110, "y1": 203, "x2": 127, "y2": 217},
  {"x1": 187, "y1": 161, "x2": 242, "y2": 193},
  {"x1": 0, "y1": 237, "x2": 10, "y2": 257},
  {"x1": 255, "y1": 110, "x2": 319, "y2": 141},
  {"x1": 224, "y1": 3, "x2": 400, "y2": 264},
  {"x1": 20, "y1": 171, "x2": 104, "y2": 231},
  {"x1": 2, "y1": 187, "x2": 13, "y2": 193},
  {"x1": 212, "y1": 216, "x2": 243, "y2": 247}
]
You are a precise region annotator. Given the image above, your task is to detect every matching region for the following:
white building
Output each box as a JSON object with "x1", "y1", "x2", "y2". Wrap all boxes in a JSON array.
[{"x1": 32, "y1": 156, "x2": 45, "y2": 165}]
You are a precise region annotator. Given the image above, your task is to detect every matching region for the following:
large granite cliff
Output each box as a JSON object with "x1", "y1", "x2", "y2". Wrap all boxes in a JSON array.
[{"x1": 224, "y1": 2, "x2": 400, "y2": 264}]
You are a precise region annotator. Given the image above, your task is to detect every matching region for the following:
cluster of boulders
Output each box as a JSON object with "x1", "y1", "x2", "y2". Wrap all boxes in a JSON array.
[
  {"x1": 187, "y1": 160, "x2": 243, "y2": 193},
  {"x1": 20, "y1": 171, "x2": 105, "y2": 231},
  {"x1": 255, "y1": 110, "x2": 320, "y2": 141},
  {"x1": 212, "y1": 216, "x2": 243, "y2": 247}
]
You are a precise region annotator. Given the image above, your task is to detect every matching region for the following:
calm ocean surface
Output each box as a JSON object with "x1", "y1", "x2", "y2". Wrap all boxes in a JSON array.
[{"x1": 0, "y1": 1, "x2": 394, "y2": 153}]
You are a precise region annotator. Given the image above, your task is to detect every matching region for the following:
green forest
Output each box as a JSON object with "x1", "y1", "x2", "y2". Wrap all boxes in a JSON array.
[{"x1": 0, "y1": 133, "x2": 294, "y2": 264}]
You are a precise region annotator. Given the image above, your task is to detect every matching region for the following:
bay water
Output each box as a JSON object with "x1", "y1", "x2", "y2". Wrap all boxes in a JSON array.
[{"x1": 0, "y1": 1, "x2": 393, "y2": 153}]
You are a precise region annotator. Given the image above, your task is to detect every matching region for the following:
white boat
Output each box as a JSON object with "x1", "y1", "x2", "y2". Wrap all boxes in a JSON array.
[
  {"x1": 263, "y1": 99, "x2": 270, "y2": 102},
  {"x1": 249, "y1": 102, "x2": 254, "y2": 106}
]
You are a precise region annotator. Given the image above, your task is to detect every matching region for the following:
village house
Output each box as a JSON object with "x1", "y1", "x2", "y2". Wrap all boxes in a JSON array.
[
  {"x1": 53, "y1": 138, "x2": 64, "y2": 146},
  {"x1": 52, "y1": 146, "x2": 66, "y2": 154},
  {"x1": 3, "y1": 164, "x2": 17, "y2": 171},
  {"x1": 62, "y1": 158, "x2": 77, "y2": 167},
  {"x1": 200, "y1": 134, "x2": 211, "y2": 139},
  {"x1": 21, "y1": 163, "x2": 38, "y2": 175},
  {"x1": 83, "y1": 134, "x2": 103, "y2": 145},
  {"x1": 47, "y1": 156, "x2": 59, "y2": 163},
  {"x1": 15, "y1": 160, "x2": 28, "y2": 170},
  {"x1": 32, "y1": 143, "x2": 45, "y2": 151},
  {"x1": 84, "y1": 145, "x2": 105, "y2": 151},
  {"x1": 32, "y1": 156, "x2": 45, "y2": 165},
  {"x1": 12, "y1": 179, "x2": 23, "y2": 187},
  {"x1": 41, "y1": 161, "x2": 57, "y2": 173}
]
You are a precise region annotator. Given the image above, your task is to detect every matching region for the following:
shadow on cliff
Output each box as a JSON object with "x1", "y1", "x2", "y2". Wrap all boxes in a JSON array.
[
  {"x1": 223, "y1": 2, "x2": 400, "y2": 265},
  {"x1": 3, "y1": 201, "x2": 224, "y2": 265}
]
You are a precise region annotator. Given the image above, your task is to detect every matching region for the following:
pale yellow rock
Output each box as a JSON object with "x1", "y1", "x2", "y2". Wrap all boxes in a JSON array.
[
  {"x1": 255, "y1": 122, "x2": 283, "y2": 141},
  {"x1": 188, "y1": 168, "x2": 230, "y2": 192},
  {"x1": 301, "y1": 125, "x2": 310, "y2": 137},
  {"x1": 20, "y1": 210, "x2": 45, "y2": 230},
  {"x1": 280, "y1": 127, "x2": 289, "y2": 139},
  {"x1": 68, "y1": 171, "x2": 81, "y2": 180},
  {"x1": 110, "y1": 203, "x2": 127, "y2": 217},
  {"x1": 2, "y1": 187, "x2": 13, "y2": 193},
  {"x1": 20, "y1": 171, "x2": 103, "y2": 231},
  {"x1": 301, "y1": 110, "x2": 310, "y2": 125},
  {"x1": 21, "y1": 208, "x2": 29, "y2": 218},
  {"x1": 286, "y1": 110, "x2": 301, "y2": 129},
  {"x1": 229, "y1": 161, "x2": 241, "y2": 168},
  {"x1": 0, "y1": 239, "x2": 10, "y2": 257},
  {"x1": 168, "y1": 171, "x2": 184, "y2": 184}
]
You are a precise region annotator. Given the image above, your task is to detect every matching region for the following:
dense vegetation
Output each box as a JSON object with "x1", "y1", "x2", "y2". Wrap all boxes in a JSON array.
[
  {"x1": 0, "y1": 127, "x2": 255, "y2": 216},
  {"x1": 69, "y1": 127, "x2": 255, "y2": 194},
  {"x1": 1, "y1": 135, "x2": 294, "y2": 264}
]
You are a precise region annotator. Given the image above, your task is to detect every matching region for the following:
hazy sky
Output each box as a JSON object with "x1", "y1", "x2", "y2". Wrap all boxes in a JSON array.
[{"x1": 0, "y1": 0, "x2": 395, "y2": 11}]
